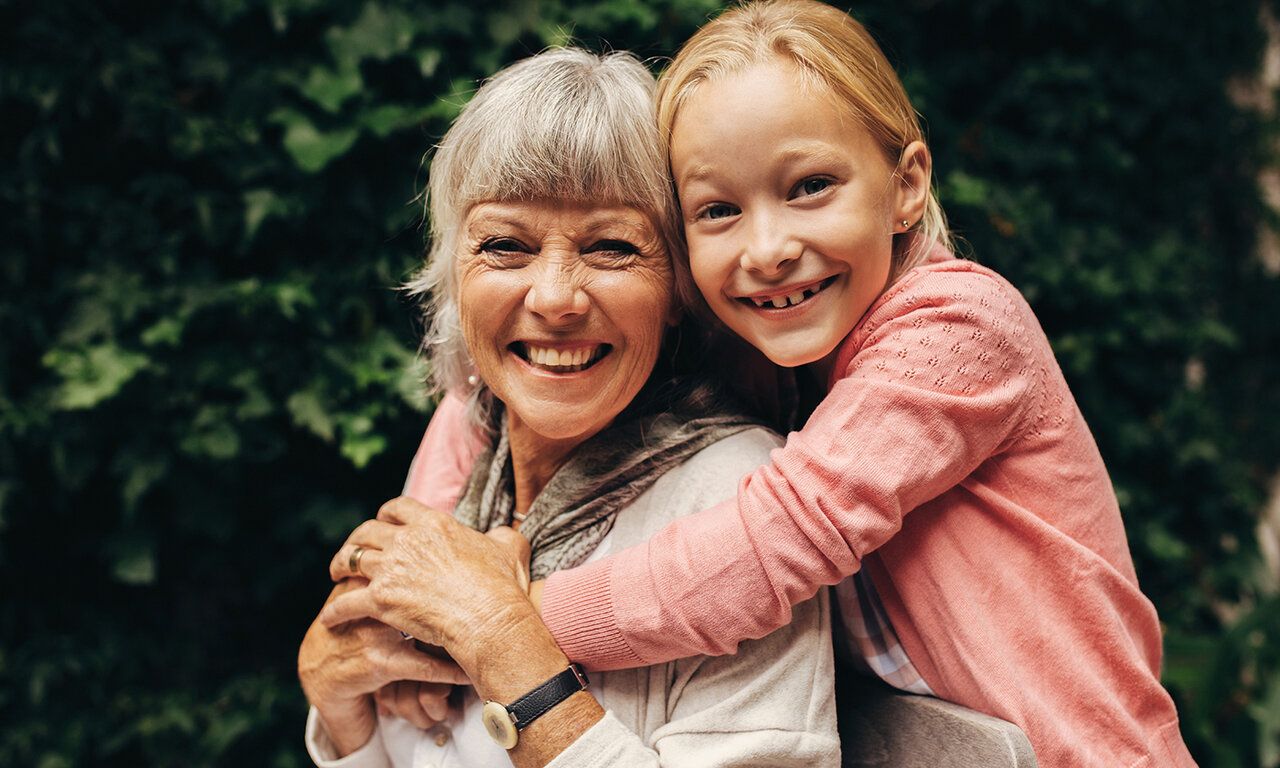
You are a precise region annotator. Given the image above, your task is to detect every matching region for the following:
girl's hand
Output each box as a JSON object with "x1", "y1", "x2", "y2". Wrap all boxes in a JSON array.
[
  {"x1": 298, "y1": 579, "x2": 469, "y2": 756},
  {"x1": 320, "y1": 496, "x2": 535, "y2": 670}
]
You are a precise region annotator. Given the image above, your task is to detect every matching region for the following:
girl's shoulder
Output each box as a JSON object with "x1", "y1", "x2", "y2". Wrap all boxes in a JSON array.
[
  {"x1": 831, "y1": 253, "x2": 1050, "y2": 385},
  {"x1": 857, "y1": 254, "x2": 1036, "y2": 340}
]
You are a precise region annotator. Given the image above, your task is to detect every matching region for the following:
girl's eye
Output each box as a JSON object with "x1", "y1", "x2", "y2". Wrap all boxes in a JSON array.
[
  {"x1": 700, "y1": 203, "x2": 740, "y2": 221},
  {"x1": 792, "y1": 177, "x2": 832, "y2": 199}
]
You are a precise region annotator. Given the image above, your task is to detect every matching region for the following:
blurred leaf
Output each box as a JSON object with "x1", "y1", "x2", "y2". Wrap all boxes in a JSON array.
[
  {"x1": 326, "y1": 3, "x2": 414, "y2": 66},
  {"x1": 299, "y1": 65, "x2": 363, "y2": 113},
  {"x1": 274, "y1": 111, "x2": 359, "y2": 172},
  {"x1": 42, "y1": 344, "x2": 149, "y2": 411},
  {"x1": 111, "y1": 539, "x2": 156, "y2": 586},
  {"x1": 287, "y1": 389, "x2": 335, "y2": 442}
]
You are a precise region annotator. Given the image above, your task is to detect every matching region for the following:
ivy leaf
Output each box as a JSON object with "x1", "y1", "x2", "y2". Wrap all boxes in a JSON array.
[
  {"x1": 326, "y1": 3, "x2": 414, "y2": 67},
  {"x1": 287, "y1": 389, "x2": 335, "y2": 442},
  {"x1": 360, "y1": 103, "x2": 430, "y2": 138},
  {"x1": 299, "y1": 64, "x2": 363, "y2": 113},
  {"x1": 275, "y1": 111, "x2": 359, "y2": 173},
  {"x1": 43, "y1": 343, "x2": 149, "y2": 411},
  {"x1": 111, "y1": 537, "x2": 157, "y2": 586}
]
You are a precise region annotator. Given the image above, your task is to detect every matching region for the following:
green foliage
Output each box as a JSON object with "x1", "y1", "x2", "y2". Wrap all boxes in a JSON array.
[{"x1": 0, "y1": 0, "x2": 1276, "y2": 765}]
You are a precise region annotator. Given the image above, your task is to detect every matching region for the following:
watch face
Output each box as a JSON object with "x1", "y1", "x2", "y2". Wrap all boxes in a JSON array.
[{"x1": 482, "y1": 701, "x2": 519, "y2": 749}]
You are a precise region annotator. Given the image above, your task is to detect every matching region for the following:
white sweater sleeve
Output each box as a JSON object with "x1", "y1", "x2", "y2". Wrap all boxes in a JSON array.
[
  {"x1": 305, "y1": 707, "x2": 392, "y2": 768},
  {"x1": 548, "y1": 429, "x2": 840, "y2": 768}
]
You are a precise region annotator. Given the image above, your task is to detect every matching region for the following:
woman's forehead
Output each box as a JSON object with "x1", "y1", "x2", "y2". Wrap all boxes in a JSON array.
[{"x1": 463, "y1": 199, "x2": 662, "y2": 236}]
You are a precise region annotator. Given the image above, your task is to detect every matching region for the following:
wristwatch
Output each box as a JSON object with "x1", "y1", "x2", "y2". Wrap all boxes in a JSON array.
[{"x1": 481, "y1": 663, "x2": 590, "y2": 749}]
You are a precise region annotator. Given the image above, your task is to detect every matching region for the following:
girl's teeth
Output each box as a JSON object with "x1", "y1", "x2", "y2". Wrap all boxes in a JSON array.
[{"x1": 748, "y1": 280, "x2": 829, "y2": 309}]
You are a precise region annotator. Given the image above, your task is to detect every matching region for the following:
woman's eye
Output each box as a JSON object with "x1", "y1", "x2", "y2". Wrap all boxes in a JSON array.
[
  {"x1": 700, "y1": 203, "x2": 740, "y2": 221},
  {"x1": 792, "y1": 177, "x2": 832, "y2": 198},
  {"x1": 582, "y1": 239, "x2": 641, "y2": 267},
  {"x1": 583, "y1": 239, "x2": 639, "y2": 256},
  {"x1": 480, "y1": 237, "x2": 527, "y2": 254}
]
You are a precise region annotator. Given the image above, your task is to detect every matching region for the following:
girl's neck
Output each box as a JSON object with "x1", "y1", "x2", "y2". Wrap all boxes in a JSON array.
[{"x1": 807, "y1": 347, "x2": 841, "y2": 389}]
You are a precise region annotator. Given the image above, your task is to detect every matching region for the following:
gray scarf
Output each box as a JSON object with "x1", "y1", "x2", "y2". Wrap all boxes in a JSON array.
[{"x1": 453, "y1": 379, "x2": 760, "y2": 580}]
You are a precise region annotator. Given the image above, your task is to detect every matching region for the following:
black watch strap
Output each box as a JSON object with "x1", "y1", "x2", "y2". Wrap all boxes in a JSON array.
[{"x1": 508, "y1": 663, "x2": 590, "y2": 730}]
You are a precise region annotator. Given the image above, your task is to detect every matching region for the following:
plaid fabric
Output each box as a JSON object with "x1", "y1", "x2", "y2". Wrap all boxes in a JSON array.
[{"x1": 834, "y1": 571, "x2": 934, "y2": 695}]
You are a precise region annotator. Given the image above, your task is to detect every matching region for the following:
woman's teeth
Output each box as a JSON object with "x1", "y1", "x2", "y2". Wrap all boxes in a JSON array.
[
  {"x1": 521, "y1": 343, "x2": 606, "y2": 372},
  {"x1": 745, "y1": 278, "x2": 831, "y2": 309}
]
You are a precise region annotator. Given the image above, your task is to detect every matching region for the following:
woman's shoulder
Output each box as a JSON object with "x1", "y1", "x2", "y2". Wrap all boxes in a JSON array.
[{"x1": 609, "y1": 427, "x2": 782, "y2": 546}]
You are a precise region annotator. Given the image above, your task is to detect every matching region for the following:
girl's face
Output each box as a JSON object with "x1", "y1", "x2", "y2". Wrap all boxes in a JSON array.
[{"x1": 671, "y1": 58, "x2": 923, "y2": 370}]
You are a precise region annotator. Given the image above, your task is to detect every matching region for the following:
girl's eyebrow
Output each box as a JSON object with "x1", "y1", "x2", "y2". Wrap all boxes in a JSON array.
[
  {"x1": 774, "y1": 143, "x2": 849, "y2": 167},
  {"x1": 676, "y1": 163, "x2": 716, "y2": 187}
]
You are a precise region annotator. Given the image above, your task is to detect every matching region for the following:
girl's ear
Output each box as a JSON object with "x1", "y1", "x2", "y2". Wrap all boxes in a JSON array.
[{"x1": 892, "y1": 141, "x2": 931, "y2": 229}]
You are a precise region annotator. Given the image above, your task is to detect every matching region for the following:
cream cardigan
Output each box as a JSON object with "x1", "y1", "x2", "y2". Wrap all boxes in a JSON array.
[{"x1": 307, "y1": 428, "x2": 839, "y2": 768}]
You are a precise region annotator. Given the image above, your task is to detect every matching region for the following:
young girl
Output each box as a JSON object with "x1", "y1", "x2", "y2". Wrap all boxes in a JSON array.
[{"x1": 400, "y1": 1, "x2": 1196, "y2": 764}]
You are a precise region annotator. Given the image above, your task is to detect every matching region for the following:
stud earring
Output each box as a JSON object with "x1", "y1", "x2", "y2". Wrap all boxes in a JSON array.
[
  {"x1": 467, "y1": 374, "x2": 479, "y2": 387},
  {"x1": 901, "y1": 219, "x2": 911, "y2": 229}
]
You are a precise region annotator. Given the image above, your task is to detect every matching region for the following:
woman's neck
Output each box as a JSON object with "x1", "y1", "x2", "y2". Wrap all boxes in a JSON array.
[{"x1": 505, "y1": 412, "x2": 597, "y2": 516}]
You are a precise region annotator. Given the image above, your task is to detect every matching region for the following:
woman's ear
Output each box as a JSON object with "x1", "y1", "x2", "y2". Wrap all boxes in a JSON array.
[{"x1": 893, "y1": 141, "x2": 931, "y2": 229}]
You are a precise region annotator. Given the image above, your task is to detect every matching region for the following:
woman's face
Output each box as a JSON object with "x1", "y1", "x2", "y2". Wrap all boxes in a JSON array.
[{"x1": 458, "y1": 199, "x2": 675, "y2": 444}]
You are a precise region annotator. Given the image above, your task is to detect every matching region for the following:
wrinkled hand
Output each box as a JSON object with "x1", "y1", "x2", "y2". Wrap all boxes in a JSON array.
[
  {"x1": 373, "y1": 640, "x2": 460, "y2": 730},
  {"x1": 298, "y1": 579, "x2": 469, "y2": 756},
  {"x1": 374, "y1": 680, "x2": 455, "y2": 730},
  {"x1": 321, "y1": 496, "x2": 534, "y2": 670}
]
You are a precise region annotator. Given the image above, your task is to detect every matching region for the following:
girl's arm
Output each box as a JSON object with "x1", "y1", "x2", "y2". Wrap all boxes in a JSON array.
[
  {"x1": 402, "y1": 391, "x2": 488, "y2": 512},
  {"x1": 542, "y1": 268, "x2": 1040, "y2": 669}
]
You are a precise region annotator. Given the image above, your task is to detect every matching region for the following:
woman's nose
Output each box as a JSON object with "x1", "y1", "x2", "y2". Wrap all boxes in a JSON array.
[
  {"x1": 524, "y1": 261, "x2": 589, "y2": 323},
  {"x1": 740, "y1": 213, "x2": 800, "y2": 276}
]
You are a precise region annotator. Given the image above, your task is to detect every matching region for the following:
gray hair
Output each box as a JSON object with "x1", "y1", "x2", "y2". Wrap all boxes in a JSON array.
[{"x1": 407, "y1": 48, "x2": 684, "y2": 424}]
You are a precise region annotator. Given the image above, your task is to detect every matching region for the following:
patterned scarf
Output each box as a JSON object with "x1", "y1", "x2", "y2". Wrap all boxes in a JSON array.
[{"x1": 453, "y1": 379, "x2": 760, "y2": 580}]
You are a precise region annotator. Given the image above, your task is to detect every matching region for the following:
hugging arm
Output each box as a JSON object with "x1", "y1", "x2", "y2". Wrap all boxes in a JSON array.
[{"x1": 540, "y1": 274, "x2": 1038, "y2": 668}]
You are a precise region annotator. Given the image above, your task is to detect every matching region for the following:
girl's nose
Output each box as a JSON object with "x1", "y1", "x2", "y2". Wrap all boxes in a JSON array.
[
  {"x1": 740, "y1": 213, "x2": 800, "y2": 275},
  {"x1": 525, "y1": 261, "x2": 589, "y2": 323}
]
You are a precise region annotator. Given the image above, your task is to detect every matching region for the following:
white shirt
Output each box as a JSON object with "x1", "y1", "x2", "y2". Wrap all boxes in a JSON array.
[{"x1": 306, "y1": 429, "x2": 839, "y2": 768}]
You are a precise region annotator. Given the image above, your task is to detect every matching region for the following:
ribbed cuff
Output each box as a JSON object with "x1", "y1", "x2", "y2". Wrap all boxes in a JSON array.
[{"x1": 542, "y1": 559, "x2": 645, "y2": 671}]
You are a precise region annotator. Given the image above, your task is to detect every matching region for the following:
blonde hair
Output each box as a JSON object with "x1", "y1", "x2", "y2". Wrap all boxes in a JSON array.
[
  {"x1": 656, "y1": 0, "x2": 951, "y2": 279},
  {"x1": 407, "y1": 48, "x2": 683, "y2": 423}
]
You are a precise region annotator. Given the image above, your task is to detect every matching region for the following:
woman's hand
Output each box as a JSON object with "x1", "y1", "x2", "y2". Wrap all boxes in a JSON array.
[
  {"x1": 320, "y1": 496, "x2": 535, "y2": 671},
  {"x1": 373, "y1": 680, "x2": 454, "y2": 730},
  {"x1": 298, "y1": 579, "x2": 469, "y2": 756}
]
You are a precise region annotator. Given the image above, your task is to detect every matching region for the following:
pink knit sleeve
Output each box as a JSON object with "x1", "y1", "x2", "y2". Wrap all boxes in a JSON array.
[
  {"x1": 542, "y1": 267, "x2": 1042, "y2": 669},
  {"x1": 402, "y1": 391, "x2": 488, "y2": 512}
]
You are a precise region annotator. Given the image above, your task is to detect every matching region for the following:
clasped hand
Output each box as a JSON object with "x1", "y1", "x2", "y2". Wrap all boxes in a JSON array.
[{"x1": 308, "y1": 496, "x2": 535, "y2": 735}]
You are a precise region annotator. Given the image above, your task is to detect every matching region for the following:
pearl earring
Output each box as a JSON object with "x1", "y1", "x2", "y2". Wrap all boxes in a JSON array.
[{"x1": 467, "y1": 374, "x2": 479, "y2": 387}]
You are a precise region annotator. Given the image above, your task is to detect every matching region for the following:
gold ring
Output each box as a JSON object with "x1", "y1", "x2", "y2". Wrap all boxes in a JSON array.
[{"x1": 348, "y1": 546, "x2": 366, "y2": 577}]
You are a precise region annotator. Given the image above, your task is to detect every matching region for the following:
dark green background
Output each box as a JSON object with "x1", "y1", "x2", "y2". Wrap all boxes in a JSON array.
[{"x1": 2, "y1": 0, "x2": 1278, "y2": 765}]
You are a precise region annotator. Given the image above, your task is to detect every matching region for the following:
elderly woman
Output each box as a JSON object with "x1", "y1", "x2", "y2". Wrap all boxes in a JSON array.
[{"x1": 297, "y1": 48, "x2": 838, "y2": 767}]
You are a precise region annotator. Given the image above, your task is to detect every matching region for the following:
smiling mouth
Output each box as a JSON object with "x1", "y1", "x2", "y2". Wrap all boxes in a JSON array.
[
  {"x1": 737, "y1": 276, "x2": 837, "y2": 309},
  {"x1": 511, "y1": 342, "x2": 611, "y2": 373}
]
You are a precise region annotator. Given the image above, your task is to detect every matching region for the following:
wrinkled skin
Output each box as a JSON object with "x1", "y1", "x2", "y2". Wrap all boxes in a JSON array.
[
  {"x1": 320, "y1": 496, "x2": 534, "y2": 671},
  {"x1": 297, "y1": 576, "x2": 471, "y2": 755}
]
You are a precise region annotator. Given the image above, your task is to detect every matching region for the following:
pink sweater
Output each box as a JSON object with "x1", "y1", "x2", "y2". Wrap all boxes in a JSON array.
[{"x1": 406, "y1": 253, "x2": 1195, "y2": 767}]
